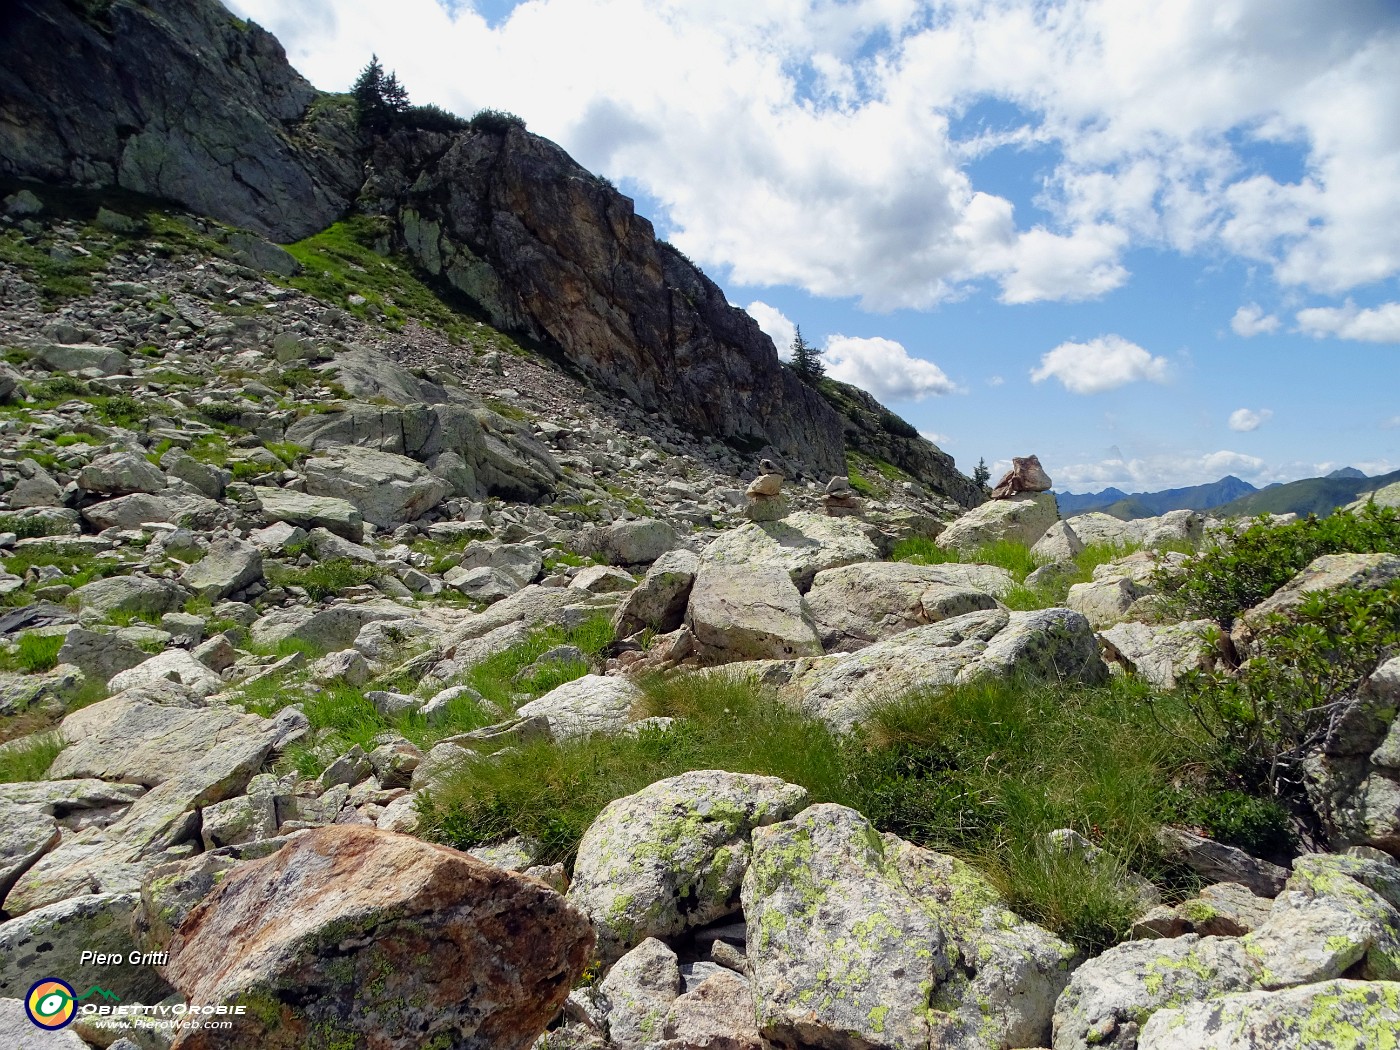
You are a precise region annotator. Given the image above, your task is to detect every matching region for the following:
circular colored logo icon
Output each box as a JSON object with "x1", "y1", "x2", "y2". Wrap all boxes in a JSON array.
[{"x1": 26, "y1": 978, "x2": 76, "y2": 1030}]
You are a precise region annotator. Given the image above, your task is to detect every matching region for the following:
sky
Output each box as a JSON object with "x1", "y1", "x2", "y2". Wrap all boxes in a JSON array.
[{"x1": 226, "y1": 0, "x2": 1400, "y2": 493}]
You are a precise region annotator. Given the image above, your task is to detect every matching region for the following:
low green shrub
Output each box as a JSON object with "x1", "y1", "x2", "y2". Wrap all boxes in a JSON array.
[
  {"x1": 1157, "y1": 504, "x2": 1400, "y2": 625},
  {"x1": 1176, "y1": 582, "x2": 1400, "y2": 796},
  {"x1": 0, "y1": 514, "x2": 68, "y2": 539}
]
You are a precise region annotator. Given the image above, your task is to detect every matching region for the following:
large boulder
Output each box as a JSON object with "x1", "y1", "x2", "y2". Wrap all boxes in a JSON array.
[
  {"x1": 611, "y1": 548, "x2": 699, "y2": 636},
  {"x1": 1139, "y1": 979, "x2": 1400, "y2": 1050},
  {"x1": 1052, "y1": 935, "x2": 1260, "y2": 1050},
  {"x1": 805, "y1": 560, "x2": 1002, "y2": 653},
  {"x1": 107, "y1": 650, "x2": 225, "y2": 698},
  {"x1": 77, "y1": 451, "x2": 167, "y2": 496},
  {"x1": 5, "y1": 691, "x2": 282, "y2": 914},
  {"x1": 700, "y1": 511, "x2": 880, "y2": 591},
  {"x1": 938, "y1": 492, "x2": 1059, "y2": 554},
  {"x1": 0, "y1": 996, "x2": 88, "y2": 1047},
  {"x1": 303, "y1": 445, "x2": 451, "y2": 529},
  {"x1": 745, "y1": 804, "x2": 1076, "y2": 1049},
  {"x1": 252, "y1": 486, "x2": 363, "y2": 542},
  {"x1": 1306, "y1": 658, "x2": 1400, "y2": 853},
  {"x1": 1234, "y1": 553, "x2": 1400, "y2": 657},
  {"x1": 593, "y1": 937, "x2": 762, "y2": 1050},
  {"x1": 82, "y1": 490, "x2": 227, "y2": 531},
  {"x1": 514, "y1": 674, "x2": 643, "y2": 741},
  {"x1": 72, "y1": 575, "x2": 186, "y2": 619},
  {"x1": 1099, "y1": 619, "x2": 1218, "y2": 690},
  {"x1": 163, "y1": 826, "x2": 593, "y2": 1050},
  {"x1": 595, "y1": 518, "x2": 681, "y2": 566},
  {"x1": 179, "y1": 536, "x2": 263, "y2": 600},
  {"x1": 792, "y1": 608, "x2": 1106, "y2": 732},
  {"x1": 686, "y1": 562, "x2": 823, "y2": 664},
  {"x1": 56, "y1": 626, "x2": 149, "y2": 682},
  {"x1": 569, "y1": 772, "x2": 809, "y2": 964},
  {"x1": 33, "y1": 342, "x2": 130, "y2": 376},
  {"x1": 0, "y1": 797, "x2": 59, "y2": 903}
]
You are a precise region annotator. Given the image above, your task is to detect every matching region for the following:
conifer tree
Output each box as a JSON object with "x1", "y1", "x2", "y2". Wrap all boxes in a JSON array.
[
  {"x1": 352, "y1": 55, "x2": 410, "y2": 132},
  {"x1": 973, "y1": 457, "x2": 991, "y2": 489},
  {"x1": 789, "y1": 325, "x2": 825, "y2": 384}
]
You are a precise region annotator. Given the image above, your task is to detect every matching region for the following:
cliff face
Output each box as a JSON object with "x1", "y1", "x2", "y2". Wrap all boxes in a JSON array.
[
  {"x1": 0, "y1": 0, "x2": 361, "y2": 240},
  {"x1": 822, "y1": 380, "x2": 985, "y2": 508},
  {"x1": 359, "y1": 128, "x2": 848, "y2": 478},
  {"x1": 0, "y1": 0, "x2": 977, "y2": 497}
]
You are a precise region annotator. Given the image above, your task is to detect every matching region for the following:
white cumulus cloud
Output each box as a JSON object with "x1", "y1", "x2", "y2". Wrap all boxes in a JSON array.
[
  {"x1": 746, "y1": 300, "x2": 797, "y2": 359},
  {"x1": 1228, "y1": 408, "x2": 1273, "y2": 432},
  {"x1": 1029, "y1": 335, "x2": 1170, "y2": 395},
  {"x1": 225, "y1": 0, "x2": 1400, "y2": 311},
  {"x1": 1295, "y1": 301, "x2": 1400, "y2": 343},
  {"x1": 824, "y1": 335, "x2": 961, "y2": 402},
  {"x1": 1230, "y1": 304, "x2": 1281, "y2": 337}
]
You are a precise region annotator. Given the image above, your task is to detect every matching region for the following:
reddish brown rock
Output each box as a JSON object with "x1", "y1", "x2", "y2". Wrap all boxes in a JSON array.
[
  {"x1": 164, "y1": 825, "x2": 593, "y2": 1050},
  {"x1": 990, "y1": 454, "x2": 1053, "y2": 499}
]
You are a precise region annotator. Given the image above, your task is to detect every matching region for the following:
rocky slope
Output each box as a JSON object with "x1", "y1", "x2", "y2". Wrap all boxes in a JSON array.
[{"x1": 0, "y1": 0, "x2": 978, "y2": 496}]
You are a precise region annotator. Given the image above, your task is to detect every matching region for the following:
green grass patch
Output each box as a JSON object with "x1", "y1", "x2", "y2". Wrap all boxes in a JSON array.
[
  {"x1": 458, "y1": 613, "x2": 616, "y2": 711},
  {"x1": 282, "y1": 216, "x2": 524, "y2": 349},
  {"x1": 419, "y1": 668, "x2": 1211, "y2": 953},
  {"x1": 0, "y1": 515, "x2": 70, "y2": 540},
  {"x1": 2, "y1": 544, "x2": 128, "y2": 588},
  {"x1": 266, "y1": 558, "x2": 379, "y2": 601},
  {"x1": 0, "y1": 732, "x2": 65, "y2": 783},
  {"x1": 891, "y1": 536, "x2": 1037, "y2": 581},
  {"x1": 0, "y1": 633, "x2": 65, "y2": 674}
]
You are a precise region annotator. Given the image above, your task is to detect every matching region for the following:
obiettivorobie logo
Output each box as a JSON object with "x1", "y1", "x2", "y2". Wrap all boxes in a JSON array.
[{"x1": 25, "y1": 978, "x2": 121, "y2": 1030}]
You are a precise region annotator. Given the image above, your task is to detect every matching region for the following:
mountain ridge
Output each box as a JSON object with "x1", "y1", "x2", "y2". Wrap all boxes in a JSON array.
[
  {"x1": 0, "y1": 0, "x2": 981, "y2": 506},
  {"x1": 1055, "y1": 475, "x2": 1257, "y2": 518}
]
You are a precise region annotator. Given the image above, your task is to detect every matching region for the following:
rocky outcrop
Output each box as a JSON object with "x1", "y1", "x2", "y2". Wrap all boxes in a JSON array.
[
  {"x1": 362, "y1": 128, "x2": 848, "y2": 478},
  {"x1": 0, "y1": 0, "x2": 361, "y2": 241}
]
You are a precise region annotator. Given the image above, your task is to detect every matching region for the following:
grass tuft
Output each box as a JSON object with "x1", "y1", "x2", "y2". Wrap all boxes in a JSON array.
[{"x1": 0, "y1": 732, "x2": 65, "y2": 783}]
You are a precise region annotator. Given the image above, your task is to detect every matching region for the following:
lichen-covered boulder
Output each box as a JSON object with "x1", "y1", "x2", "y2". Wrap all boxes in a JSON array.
[
  {"x1": 1138, "y1": 979, "x2": 1400, "y2": 1050},
  {"x1": 303, "y1": 445, "x2": 450, "y2": 529},
  {"x1": 1052, "y1": 935, "x2": 1258, "y2": 1050},
  {"x1": 699, "y1": 511, "x2": 880, "y2": 591},
  {"x1": 1243, "y1": 853, "x2": 1400, "y2": 988},
  {"x1": 1233, "y1": 553, "x2": 1400, "y2": 657},
  {"x1": 686, "y1": 561, "x2": 823, "y2": 664},
  {"x1": 744, "y1": 804, "x2": 1077, "y2": 1050},
  {"x1": 568, "y1": 771, "x2": 809, "y2": 964},
  {"x1": 937, "y1": 491, "x2": 1059, "y2": 554},
  {"x1": 612, "y1": 548, "x2": 699, "y2": 637},
  {"x1": 179, "y1": 536, "x2": 263, "y2": 600},
  {"x1": 163, "y1": 825, "x2": 593, "y2": 1050},
  {"x1": 0, "y1": 892, "x2": 173, "y2": 1003},
  {"x1": 804, "y1": 560, "x2": 1001, "y2": 653},
  {"x1": 515, "y1": 674, "x2": 643, "y2": 740},
  {"x1": 1099, "y1": 619, "x2": 1218, "y2": 690},
  {"x1": 593, "y1": 937, "x2": 763, "y2": 1050},
  {"x1": 792, "y1": 607, "x2": 1111, "y2": 731}
]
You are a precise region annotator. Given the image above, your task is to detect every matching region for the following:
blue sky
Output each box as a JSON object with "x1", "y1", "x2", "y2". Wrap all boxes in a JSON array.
[{"x1": 227, "y1": 0, "x2": 1400, "y2": 492}]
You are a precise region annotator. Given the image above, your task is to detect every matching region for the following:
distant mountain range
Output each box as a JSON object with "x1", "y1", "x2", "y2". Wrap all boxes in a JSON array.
[
  {"x1": 1213, "y1": 467, "x2": 1400, "y2": 518},
  {"x1": 1054, "y1": 475, "x2": 1258, "y2": 518},
  {"x1": 1057, "y1": 468, "x2": 1400, "y2": 520}
]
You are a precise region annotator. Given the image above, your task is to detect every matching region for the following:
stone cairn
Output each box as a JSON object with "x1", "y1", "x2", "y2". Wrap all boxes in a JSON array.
[
  {"x1": 821, "y1": 475, "x2": 862, "y2": 517},
  {"x1": 743, "y1": 458, "x2": 788, "y2": 521},
  {"x1": 990, "y1": 454, "x2": 1053, "y2": 500}
]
